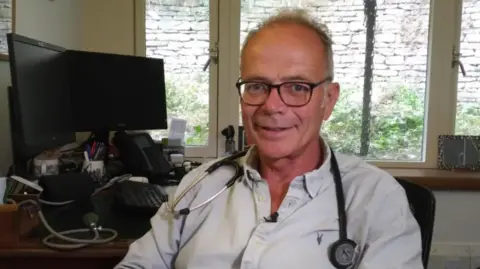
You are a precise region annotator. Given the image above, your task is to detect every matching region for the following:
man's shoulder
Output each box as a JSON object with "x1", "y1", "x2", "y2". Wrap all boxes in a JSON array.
[
  {"x1": 171, "y1": 157, "x2": 236, "y2": 202},
  {"x1": 335, "y1": 152, "x2": 405, "y2": 200},
  {"x1": 335, "y1": 152, "x2": 413, "y2": 227}
]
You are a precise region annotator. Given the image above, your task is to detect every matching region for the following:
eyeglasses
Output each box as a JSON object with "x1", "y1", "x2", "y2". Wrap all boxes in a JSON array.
[{"x1": 235, "y1": 77, "x2": 332, "y2": 107}]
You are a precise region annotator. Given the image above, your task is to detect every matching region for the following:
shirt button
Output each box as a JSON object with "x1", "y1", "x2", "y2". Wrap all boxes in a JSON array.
[{"x1": 257, "y1": 195, "x2": 265, "y2": 202}]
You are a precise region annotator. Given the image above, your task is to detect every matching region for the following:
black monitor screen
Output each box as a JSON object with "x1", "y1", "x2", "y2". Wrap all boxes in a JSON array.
[
  {"x1": 7, "y1": 33, "x2": 75, "y2": 158},
  {"x1": 67, "y1": 50, "x2": 168, "y2": 132}
]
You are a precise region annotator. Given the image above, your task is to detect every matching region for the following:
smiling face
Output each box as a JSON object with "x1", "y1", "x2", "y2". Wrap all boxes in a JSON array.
[{"x1": 240, "y1": 22, "x2": 339, "y2": 160}]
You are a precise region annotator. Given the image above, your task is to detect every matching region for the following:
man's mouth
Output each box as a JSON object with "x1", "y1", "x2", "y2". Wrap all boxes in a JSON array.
[
  {"x1": 260, "y1": 126, "x2": 289, "y2": 131},
  {"x1": 255, "y1": 124, "x2": 292, "y2": 133}
]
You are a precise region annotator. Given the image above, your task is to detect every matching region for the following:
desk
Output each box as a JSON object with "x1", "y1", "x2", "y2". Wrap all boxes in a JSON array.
[
  {"x1": 0, "y1": 189, "x2": 152, "y2": 269},
  {"x1": 0, "y1": 238, "x2": 131, "y2": 269}
]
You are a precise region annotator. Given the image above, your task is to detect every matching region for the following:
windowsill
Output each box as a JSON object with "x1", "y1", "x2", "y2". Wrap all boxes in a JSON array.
[
  {"x1": 385, "y1": 168, "x2": 480, "y2": 191},
  {"x1": 186, "y1": 155, "x2": 480, "y2": 191},
  {"x1": 186, "y1": 156, "x2": 480, "y2": 191},
  {"x1": 0, "y1": 53, "x2": 8, "y2": 61}
]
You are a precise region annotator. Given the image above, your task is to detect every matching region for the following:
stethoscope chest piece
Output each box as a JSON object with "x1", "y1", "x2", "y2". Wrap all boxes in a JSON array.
[{"x1": 329, "y1": 239, "x2": 357, "y2": 269}]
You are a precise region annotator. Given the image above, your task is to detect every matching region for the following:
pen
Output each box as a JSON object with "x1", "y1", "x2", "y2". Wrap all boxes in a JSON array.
[
  {"x1": 93, "y1": 146, "x2": 103, "y2": 161},
  {"x1": 84, "y1": 150, "x2": 90, "y2": 162},
  {"x1": 2, "y1": 178, "x2": 10, "y2": 203},
  {"x1": 91, "y1": 141, "x2": 97, "y2": 155},
  {"x1": 86, "y1": 144, "x2": 92, "y2": 158}
]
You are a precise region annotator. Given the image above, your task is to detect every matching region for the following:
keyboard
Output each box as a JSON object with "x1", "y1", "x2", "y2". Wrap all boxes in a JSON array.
[{"x1": 114, "y1": 180, "x2": 169, "y2": 214}]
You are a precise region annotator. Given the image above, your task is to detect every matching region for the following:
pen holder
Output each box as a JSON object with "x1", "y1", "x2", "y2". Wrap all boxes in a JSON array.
[
  {"x1": 0, "y1": 201, "x2": 39, "y2": 247},
  {"x1": 82, "y1": 160, "x2": 105, "y2": 182}
]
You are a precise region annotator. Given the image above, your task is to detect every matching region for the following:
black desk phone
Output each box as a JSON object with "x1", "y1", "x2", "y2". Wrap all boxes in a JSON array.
[{"x1": 113, "y1": 132, "x2": 173, "y2": 180}]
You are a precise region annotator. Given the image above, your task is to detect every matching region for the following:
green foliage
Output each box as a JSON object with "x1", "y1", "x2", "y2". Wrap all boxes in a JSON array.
[
  {"x1": 323, "y1": 84, "x2": 480, "y2": 161},
  {"x1": 456, "y1": 103, "x2": 480, "y2": 136},
  {"x1": 162, "y1": 73, "x2": 209, "y2": 146},
  {"x1": 163, "y1": 76, "x2": 480, "y2": 159},
  {"x1": 324, "y1": 84, "x2": 426, "y2": 160}
]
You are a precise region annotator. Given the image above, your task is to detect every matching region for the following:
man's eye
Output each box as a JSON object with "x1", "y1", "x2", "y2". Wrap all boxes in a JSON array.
[
  {"x1": 285, "y1": 83, "x2": 310, "y2": 92},
  {"x1": 245, "y1": 83, "x2": 267, "y2": 92}
]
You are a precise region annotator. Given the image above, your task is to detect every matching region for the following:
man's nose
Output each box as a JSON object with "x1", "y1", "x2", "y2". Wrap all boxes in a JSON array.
[{"x1": 262, "y1": 87, "x2": 286, "y2": 113}]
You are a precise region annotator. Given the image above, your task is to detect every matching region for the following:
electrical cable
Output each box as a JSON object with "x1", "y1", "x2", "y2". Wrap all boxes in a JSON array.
[
  {"x1": 10, "y1": 199, "x2": 117, "y2": 250},
  {"x1": 7, "y1": 174, "x2": 132, "y2": 250}
]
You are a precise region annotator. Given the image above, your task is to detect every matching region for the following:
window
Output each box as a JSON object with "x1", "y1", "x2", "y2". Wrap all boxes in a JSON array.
[
  {"x1": 135, "y1": 0, "x2": 219, "y2": 157},
  {"x1": 137, "y1": 0, "x2": 475, "y2": 166},
  {"x1": 454, "y1": 0, "x2": 480, "y2": 136},
  {"x1": 238, "y1": 0, "x2": 430, "y2": 162},
  {"x1": 230, "y1": 0, "x2": 473, "y2": 168}
]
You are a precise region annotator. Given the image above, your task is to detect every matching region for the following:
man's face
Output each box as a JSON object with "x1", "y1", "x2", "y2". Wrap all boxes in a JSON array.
[{"x1": 240, "y1": 23, "x2": 339, "y2": 159}]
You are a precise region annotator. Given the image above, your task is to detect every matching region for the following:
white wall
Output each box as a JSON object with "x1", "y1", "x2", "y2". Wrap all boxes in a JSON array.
[
  {"x1": 0, "y1": 0, "x2": 477, "y2": 245},
  {"x1": 80, "y1": 0, "x2": 135, "y2": 55},
  {"x1": 433, "y1": 191, "x2": 480, "y2": 243},
  {"x1": 0, "y1": 61, "x2": 11, "y2": 175},
  {"x1": 15, "y1": 0, "x2": 83, "y2": 49}
]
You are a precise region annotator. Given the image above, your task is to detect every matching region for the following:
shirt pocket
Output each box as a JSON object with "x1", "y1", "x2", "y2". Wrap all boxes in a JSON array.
[
  {"x1": 258, "y1": 218, "x2": 341, "y2": 269},
  {"x1": 311, "y1": 217, "x2": 341, "y2": 252},
  {"x1": 297, "y1": 218, "x2": 341, "y2": 269},
  {"x1": 279, "y1": 215, "x2": 340, "y2": 245}
]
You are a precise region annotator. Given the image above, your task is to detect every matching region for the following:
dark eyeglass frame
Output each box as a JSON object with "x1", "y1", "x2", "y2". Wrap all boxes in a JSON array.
[{"x1": 235, "y1": 76, "x2": 333, "y2": 107}]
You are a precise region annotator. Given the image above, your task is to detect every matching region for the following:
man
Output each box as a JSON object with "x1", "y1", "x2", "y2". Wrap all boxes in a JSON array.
[{"x1": 115, "y1": 8, "x2": 423, "y2": 269}]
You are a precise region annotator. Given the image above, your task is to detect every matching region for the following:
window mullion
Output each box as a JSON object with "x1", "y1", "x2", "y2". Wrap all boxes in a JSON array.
[
  {"x1": 136, "y1": 0, "x2": 220, "y2": 158},
  {"x1": 423, "y1": 0, "x2": 459, "y2": 168},
  {"x1": 216, "y1": 0, "x2": 241, "y2": 157}
]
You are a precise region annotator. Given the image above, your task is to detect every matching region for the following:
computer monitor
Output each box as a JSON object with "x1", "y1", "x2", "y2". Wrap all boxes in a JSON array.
[
  {"x1": 66, "y1": 50, "x2": 168, "y2": 133},
  {"x1": 7, "y1": 33, "x2": 76, "y2": 175}
]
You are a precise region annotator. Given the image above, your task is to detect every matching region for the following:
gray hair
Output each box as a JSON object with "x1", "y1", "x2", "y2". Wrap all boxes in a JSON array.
[{"x1": 240, "y1": 8, "x2": 335, "y2": 79}]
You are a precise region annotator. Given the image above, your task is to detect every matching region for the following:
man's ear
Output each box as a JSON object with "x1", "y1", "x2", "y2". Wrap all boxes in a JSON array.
[{"x1": 322, "y1": 82, "x2": 340, "y2": 121}]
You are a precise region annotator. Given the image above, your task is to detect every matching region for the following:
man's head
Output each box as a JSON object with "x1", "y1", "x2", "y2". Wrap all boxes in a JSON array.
[{"x1": 238, "y1": 9, "x2": 339, "y2": 160}]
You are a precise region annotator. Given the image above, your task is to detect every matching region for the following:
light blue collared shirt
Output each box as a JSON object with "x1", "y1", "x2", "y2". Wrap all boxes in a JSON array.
[{"x1": 115, "y1": 143, "x2": 423, "y2": 269}]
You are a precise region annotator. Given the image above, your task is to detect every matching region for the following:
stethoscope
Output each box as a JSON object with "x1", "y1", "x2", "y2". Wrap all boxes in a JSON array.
[{"x1": 165, "y1": 148, "x2": 358, "y2": 269}]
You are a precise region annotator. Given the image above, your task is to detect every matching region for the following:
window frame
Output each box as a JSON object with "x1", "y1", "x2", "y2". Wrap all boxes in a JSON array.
[
  {"x1": 136, "y1": 0, "x2": 466, "y2": 165},
  {"x1": 134, "y1": 0, "x2": 220, "y2": 158},
  {"x1": 222, "y1": 0, "x2": 462, "y2": 169}
]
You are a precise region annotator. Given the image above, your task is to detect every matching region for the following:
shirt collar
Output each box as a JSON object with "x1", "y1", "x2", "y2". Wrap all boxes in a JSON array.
[{"x1": 241, "y1": 139, "x2": 333, "y2": 198}]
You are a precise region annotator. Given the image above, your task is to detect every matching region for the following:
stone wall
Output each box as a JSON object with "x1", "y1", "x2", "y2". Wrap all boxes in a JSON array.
[
  {"x1": 458, "y1": 0, "x2": 480, "y2": 102},
  {"x1": 0, "y1": 0, "x2": 12, "y2": 54},
  {"x1": 146, "y1": 0, "x2": 480, "y2": 103}
]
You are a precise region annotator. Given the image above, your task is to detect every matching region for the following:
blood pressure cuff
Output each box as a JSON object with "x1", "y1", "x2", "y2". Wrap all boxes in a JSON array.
[{"x1": 39, "y1": 173, "x2": 95, "y2": 202}]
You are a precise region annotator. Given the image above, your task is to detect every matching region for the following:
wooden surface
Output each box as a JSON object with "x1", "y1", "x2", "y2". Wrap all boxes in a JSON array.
[
  {"x1": 386, "y1": 168, "x2": 480, "y2": 191},
  {"x1": 0, "y1": 54, "x2": 9, "y2": 61},
  {"x1": 0, "y1": 238, "x2": 131, "y2": 258},
  {"x1": 0, "y1": 238, "x2": 132, "y2": 269}
]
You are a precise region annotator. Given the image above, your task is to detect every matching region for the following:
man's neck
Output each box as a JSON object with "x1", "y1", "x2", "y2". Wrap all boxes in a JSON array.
[{"x1": 258, "y1": 138, "x2": 323, "y2": 185}]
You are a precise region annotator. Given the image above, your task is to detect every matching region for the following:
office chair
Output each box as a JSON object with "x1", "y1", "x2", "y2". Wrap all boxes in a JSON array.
[{"x1": 396, "y1": 178, "x2": 436, "y2": 269}]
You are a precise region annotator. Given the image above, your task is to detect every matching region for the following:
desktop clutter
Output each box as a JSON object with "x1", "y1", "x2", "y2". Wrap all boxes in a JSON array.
[{"x1": 0, "y1": 33, "x2": 201, "y2": 251}]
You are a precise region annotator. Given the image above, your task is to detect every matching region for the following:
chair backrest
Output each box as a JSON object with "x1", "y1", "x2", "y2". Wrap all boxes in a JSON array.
[{"x1": 396, "y1": 178, "x2": 436, "y2": 268}]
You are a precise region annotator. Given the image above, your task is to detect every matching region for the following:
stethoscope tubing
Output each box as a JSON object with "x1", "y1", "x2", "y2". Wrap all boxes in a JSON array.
[
  {"x1": 165, "y1": 148, "x2": 355, "y2": 269},
  {"x1": 166, "y1": 154, "x2": 244, "y2": 215},
  {"x1": 329, "y1": 148, "x2": 348, "y2": 241},
  {"x1": 166, "y1": 149, "x2": 347, "y2": 243}
]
